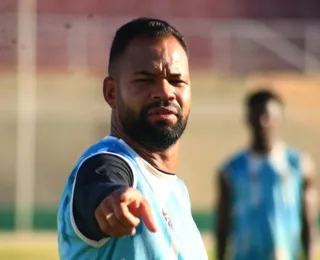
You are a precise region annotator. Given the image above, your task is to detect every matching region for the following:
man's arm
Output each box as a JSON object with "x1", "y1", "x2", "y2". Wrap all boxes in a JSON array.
[
  {"x1": 216, "y1": 170, "x2": 232, "y2": 260},
  {"x1": 73, "y1": 153, "x2": 134, "y2": 240},
  {"x1": 301, "y1": 154, "x2": 318, "y2": 260}
]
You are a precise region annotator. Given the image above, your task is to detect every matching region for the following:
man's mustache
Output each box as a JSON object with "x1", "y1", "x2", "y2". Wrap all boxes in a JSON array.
[{"x1": 141, "y1": 100, "x2": 182, "y2": 117}]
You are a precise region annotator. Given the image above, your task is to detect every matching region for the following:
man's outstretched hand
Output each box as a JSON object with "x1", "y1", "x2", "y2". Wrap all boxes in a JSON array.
[{"x1": 95, "y1": 187, "x2": 158, "y2": 237}]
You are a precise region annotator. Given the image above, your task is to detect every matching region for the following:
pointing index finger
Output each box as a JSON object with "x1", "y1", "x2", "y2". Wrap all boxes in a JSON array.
[{"x1": 139, "y1": 199, "x2": 158, "y2": 233}]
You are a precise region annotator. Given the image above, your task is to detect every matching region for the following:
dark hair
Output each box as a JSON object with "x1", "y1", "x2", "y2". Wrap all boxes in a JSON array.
[
  {"x1": 245, "y1": 89, "x2": 284, "y2": 110},
  {"x1": 108, "y1": 17, "x2": 188, "y2": 76}
]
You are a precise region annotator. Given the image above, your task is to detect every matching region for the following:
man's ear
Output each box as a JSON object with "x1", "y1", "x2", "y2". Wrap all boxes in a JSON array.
[{"x1": 103, "y1": 76, "x2": 116, "y2": 108}]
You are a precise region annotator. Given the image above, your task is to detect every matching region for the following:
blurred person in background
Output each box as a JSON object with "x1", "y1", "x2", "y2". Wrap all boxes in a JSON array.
[
  {"x1": 215, "y1": 89, "x2": 318, "y2": 260},
  {"x1": 57, "y1": 18, "x2": 208, "y2": 260}
]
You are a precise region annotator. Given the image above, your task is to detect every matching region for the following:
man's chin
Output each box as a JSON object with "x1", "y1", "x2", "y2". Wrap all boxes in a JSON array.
[
  {"x1": 150, "y1": 120, "x2": 176, "y2": 129},
  {"x1": 147, "y1": 113, "x2": 177, "y2": 125}
]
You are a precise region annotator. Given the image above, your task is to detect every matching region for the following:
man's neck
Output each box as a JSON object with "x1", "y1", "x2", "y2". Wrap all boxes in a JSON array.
[
  {"x1": 251, "y1": 139, "x2": 282, "y2": 156},
  {"x1": 251, "y1": 144, "x2": 271, "y2": 155},
  {"x1": 135, "y1": 144, "x2": 179, "y2": 174}
]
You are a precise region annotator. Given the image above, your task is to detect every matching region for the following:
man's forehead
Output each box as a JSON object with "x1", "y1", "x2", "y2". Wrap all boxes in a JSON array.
[
  {"x1": 123, "y1": 37, "x2": 188, "y2": 71},
  {"x1": 266, "y1": 100, "x2": 282, "y2": 114}
]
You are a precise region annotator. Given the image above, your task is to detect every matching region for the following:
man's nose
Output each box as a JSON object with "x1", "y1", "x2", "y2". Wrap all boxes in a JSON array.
[{"x1": 150, "y1": 79, "x2": 175, "y2": 101}]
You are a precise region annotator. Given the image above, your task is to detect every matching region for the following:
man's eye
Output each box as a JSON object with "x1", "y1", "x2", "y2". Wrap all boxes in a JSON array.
[
  {"x1": 169, "y1": 79, "x2": 184, "y2": 86},
  {"x1": 170, "y1": 79, "x2": 182, "y2": 83},
  {"x1": 135, "y1": 78, "x2": 154, "y2": 83}
]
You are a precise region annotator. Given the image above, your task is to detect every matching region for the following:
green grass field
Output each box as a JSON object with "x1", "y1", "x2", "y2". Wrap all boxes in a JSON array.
[
  {"x1": 1, "y1": 245, "x2": 319, "y2": 260},
  {"x1": 0, "y1": 232, "x2": 214, "y2": 260},
  {"x1": 0, "y1": 233, "x2": 319, "y2": 260},
  {"x1": 0, "y1": 246, "x2": 59, "y2": 260},
  {"x1": 0, "y1": 245, "x2": 213, "y2": 260}
]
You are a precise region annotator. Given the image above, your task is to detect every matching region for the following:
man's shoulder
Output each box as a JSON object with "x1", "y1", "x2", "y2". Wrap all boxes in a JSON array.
[
  {"x1": 81, "y1": 136, "x2": 134, "y2": 161},
  {"x1": 86, "y1": 136, "x2": 124, "y2": 153},
  {"x1": 284, "y1": 145, "x2": 303, "y2": 158},
  {"x1": 283, "y1": 144, "x2": 316, "y2": 178},
  {"x1": 284, "y1": 145, "x2": 308, "y2": 168},
  {"x1": 222, "y1": 149, "x2": 248, "y2": 170},
  {"x1": 68, "y1": 136, "x2": 137, "y2": 177}
]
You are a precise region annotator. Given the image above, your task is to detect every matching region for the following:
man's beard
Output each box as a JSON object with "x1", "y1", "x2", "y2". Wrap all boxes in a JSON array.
[{"x1": 118, "y1": 99, "x2": 188, "y2": 151}]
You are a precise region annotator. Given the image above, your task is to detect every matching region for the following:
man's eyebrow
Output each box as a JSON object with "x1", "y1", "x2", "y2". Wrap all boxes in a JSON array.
[
  {"x1": 133, "y1": 70, "x2": 155, "y2": 77},
  {"x1": 133, "y1": 71, "x2": 183, "y2": 78},
  {"x1": 168, "y1": 73, "x2": 182, "y2": 78}
]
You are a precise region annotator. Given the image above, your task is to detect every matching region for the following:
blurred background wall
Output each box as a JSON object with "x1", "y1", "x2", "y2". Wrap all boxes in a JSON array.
[{"x1": 1, "y1": 0, "x2": 320, "y2": 231}]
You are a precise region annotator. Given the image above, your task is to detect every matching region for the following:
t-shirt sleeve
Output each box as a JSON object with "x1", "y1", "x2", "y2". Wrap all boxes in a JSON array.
[{"x1": 72, "y1": 153, "x2": 134, "y2": 241}]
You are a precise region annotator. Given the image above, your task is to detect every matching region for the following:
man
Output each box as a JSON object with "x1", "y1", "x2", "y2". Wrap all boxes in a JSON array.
[
  {"x1": 57, "y1": 18, "x2": 208, "y2": 260},
  {"x1": 216, "y1": 89, "x2": 318, "y2": 260}
]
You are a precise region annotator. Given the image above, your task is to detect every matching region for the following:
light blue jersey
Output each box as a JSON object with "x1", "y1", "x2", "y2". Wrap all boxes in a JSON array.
[
  {"x1": 223, "y1": 145, "x2": 304, "y2": 260},
  {"x1": 58, "y1": 136, "x2": 208, "y2": 260}
]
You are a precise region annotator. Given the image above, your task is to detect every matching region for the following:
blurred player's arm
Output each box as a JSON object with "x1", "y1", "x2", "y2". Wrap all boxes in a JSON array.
[
  {"x1": 73, "y1": 153, "x2": 134, "y2": 241},
  {"x1": 216, "y1": 170, "x2": 231, "y2": 260},
  {"x1": 301, "y1": 154, "x2": 318, "y2": 260}
]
